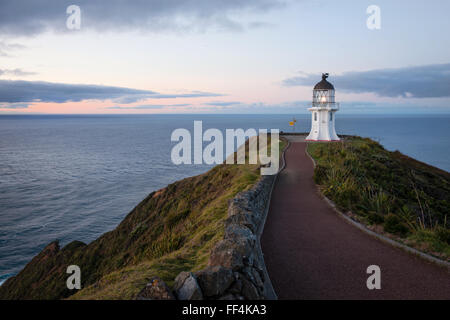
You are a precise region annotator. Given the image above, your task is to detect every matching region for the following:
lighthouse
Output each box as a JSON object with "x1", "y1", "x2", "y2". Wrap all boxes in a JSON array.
[{"x1": 305, "y1": 73, "x2": 340, "y2": 141}]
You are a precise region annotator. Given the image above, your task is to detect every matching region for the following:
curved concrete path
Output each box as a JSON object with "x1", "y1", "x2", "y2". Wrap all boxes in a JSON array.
[{"x1": 261, "y1": 139, "x2": 450, "y2": 299}]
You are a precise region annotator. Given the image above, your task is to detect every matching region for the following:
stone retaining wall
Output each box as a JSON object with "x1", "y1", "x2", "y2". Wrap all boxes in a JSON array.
[{"x1": 136, "y1": 174, "x2": 277, "y2": 300}]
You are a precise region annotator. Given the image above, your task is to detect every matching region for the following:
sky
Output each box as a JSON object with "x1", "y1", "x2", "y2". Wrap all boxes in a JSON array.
[{"x1": 0, "y1": 0, "x2": 449, "y2": 114}]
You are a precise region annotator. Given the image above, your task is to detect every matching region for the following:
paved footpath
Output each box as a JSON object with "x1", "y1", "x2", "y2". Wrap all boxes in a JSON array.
[{"x1": 261, "y1": 138, "x2": 450, "y2": 299}]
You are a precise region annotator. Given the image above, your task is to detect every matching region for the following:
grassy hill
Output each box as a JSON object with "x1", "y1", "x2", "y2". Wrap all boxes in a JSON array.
[
  {"x1": 308, "y1": 136, "x2": 450, "y2": 260},
  {"x1": 0, "y1": 164, "x2": 261, "y2": 300},
  {"x1": 0, "y1": 138, "x2": 284, "y2": 300}
]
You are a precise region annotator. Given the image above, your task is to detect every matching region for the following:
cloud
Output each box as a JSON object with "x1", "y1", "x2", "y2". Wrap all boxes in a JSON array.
[
  {"x1": 247, "y1": 21, "x2": 274, "y2": 29},
  {"x1": 0, "y1": 80, "x2": 224, "y2": 106},
  {"x1": 147, "y1": 91, "x2": 224, "y2": 99},
  {"x1": 113, "y1": 92, "x2": 223, "y2": 103},
  {"x1": 0, "y1": 80, "x2": 157, "y2": 104},
  {"x1": 106, "y1": 104, "x2": 191, "y2": 110},
  {"x1": 282, "y1": 63, "x2": 450, "y2": 98},
  {"x1": 0, "y1": 41, "x2": 26, "y2": 57},
  {"x1": 0, "y1": 68, "x2": 37, "y2": 76},
  {"x1": 107, "y1": 105, "x2": 164, "y2": 110},
  {"x1": 112, "y1": 94, "x2": 157, "y2": 104},
  {"x1": 199, "y1": 100, "x2": 310, "y2": 113},
  {"x1": 0, "y1": 0, "x2": 285, "y2": 36},
  {"x1": 0, "y1": 102, "x2": 30, "y2": 109},
  {"x1": 204, "y1": 101, "x2": 241, "y2": 106}
]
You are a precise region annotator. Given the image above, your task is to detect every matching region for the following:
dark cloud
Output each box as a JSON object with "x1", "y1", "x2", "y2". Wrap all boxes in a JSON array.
[
  {"x1": 282, "y1": 63, "x2": 450, "y2": 98},
  {"x1": 0, "y1": 80, "x2": 156, "y2": 104},
  {"x1": 0, "y1": 68, "x2": 37, "y2": 76},
  {"x1": 0, "y1": 80, "x2": 223, "y2": 106},
  {"x1": 111, "y1": 95, "x2": 157, "y2": 104},
  {"x1": 0, "y1": 0, "x2": 285, "y2": 36},
  {"x1": 0, "y1": 102, "x2": 30, "y2": 109},
  {"x1": 247, "y1": 21, "x2": 274, "y2": 29}
]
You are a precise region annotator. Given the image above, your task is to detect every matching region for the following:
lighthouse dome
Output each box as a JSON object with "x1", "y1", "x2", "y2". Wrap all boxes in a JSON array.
[{"x1": 314, "y1": 73, "x2": 334, "y2": 90}]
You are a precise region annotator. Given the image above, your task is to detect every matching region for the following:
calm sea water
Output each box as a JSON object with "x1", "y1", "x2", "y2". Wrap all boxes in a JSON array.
[{"x1": 1, "y1": 114, "x2": 449, "y2": 284}]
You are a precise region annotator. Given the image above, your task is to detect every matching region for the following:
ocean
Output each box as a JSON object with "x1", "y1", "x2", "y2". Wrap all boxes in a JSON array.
[{"x1": 0, "y1": 114, "x2": 449, "y2": 285}]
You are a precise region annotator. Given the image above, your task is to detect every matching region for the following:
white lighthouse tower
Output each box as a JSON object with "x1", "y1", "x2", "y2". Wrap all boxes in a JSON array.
[{"x1": 305, "y1": 73, "x2": 340, "y2": 141}]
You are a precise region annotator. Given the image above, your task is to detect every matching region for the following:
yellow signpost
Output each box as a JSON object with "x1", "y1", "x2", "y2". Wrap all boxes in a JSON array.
[{"x1": 289, "y1": 117, "x2": 297, "y2": 132}]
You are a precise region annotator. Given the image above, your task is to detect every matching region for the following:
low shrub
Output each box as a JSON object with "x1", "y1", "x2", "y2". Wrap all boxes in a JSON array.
[
  {"x1": 436, "y1": 227, "x2": 450, "y2": 245},
  {"x1": 313, "y1": 165, "x2": 328, "y2": 185},
  {"x1": 384, "y1": 214, "x2": 410, "y2": 237},
  {"x1": 367, "y1": 212, "x2": 385, "y2": 225}
]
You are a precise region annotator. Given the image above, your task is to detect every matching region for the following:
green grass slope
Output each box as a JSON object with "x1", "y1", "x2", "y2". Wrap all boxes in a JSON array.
[{"x1": 308, "y1": 136, "x2": 450, "y2": 260}]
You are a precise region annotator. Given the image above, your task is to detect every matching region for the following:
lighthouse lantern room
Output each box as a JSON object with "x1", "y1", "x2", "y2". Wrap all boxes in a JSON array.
[{"x1": 305, "y1": 73, "x2": 340, "y2": 141}]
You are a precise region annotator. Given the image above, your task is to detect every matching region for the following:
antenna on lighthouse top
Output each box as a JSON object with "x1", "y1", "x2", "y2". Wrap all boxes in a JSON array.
[{"x1": 322, "y1": 73, "x2": 329, "y2": 80}]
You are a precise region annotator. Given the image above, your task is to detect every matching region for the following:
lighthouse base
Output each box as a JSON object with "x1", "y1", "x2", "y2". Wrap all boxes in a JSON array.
[
  {"x1": 305, "y1": 139, "x2": 340, "y2": 142},
  {"x1": 306, "y1": 108, "x2": 339, "y2": 142},
  {"x1": 305, "y1": 132, "x2": 340, "y2": 142}
]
